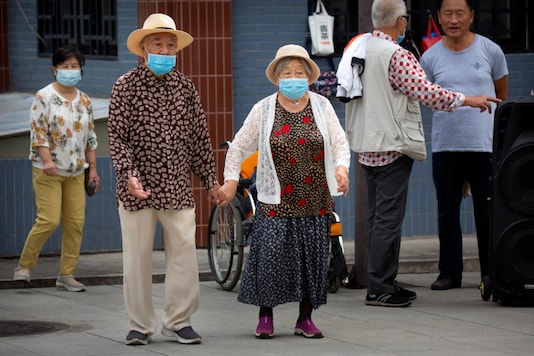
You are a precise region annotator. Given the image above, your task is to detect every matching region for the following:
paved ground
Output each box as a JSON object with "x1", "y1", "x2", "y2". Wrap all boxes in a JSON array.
[{"x1": 1, "y1": 236, "x2": 533, "y2": 355}]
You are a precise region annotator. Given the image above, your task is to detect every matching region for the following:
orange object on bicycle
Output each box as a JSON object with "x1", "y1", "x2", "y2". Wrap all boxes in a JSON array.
[{"x1": 240, "y1": 151, "x2": 258, "y2": 180}]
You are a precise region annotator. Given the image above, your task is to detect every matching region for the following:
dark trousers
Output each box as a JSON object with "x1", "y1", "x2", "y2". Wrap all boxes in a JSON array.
[
  {"x1": 363, "y1": 155, "x2": 413, "y2": 294},
  {"x1": 432, "y1": 152, "x2": 491, "y2": 281}
]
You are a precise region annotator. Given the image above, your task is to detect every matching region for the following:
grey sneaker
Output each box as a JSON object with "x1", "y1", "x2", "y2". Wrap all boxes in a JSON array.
[
  {"x1": 161, "y1": 326, "x2": 202, "y2": 344},
  {"x1": 13, "y1": 266, "x2": 31, "y2": 282},
  {"x1": 56, "y1": 274, "x2": 86, "y2": 292},
  {"x1": 125, "y1": 330, "x2": 150, "y2": 345}
]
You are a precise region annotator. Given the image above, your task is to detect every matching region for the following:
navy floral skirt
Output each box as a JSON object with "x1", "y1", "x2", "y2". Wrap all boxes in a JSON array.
[{"x1": 237, "y1": 213, "x2": 331, "y2": 309}]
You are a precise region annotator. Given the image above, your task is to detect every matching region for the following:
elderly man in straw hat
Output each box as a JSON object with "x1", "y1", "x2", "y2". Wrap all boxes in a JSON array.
[{"x1": 108, "y1": 13, "x2": 220, "y2": 346}]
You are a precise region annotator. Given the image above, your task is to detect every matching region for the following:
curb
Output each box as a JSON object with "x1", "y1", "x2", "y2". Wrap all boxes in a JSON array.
[{"x1": 1, "y1": 258, "x2": 480, "y2": 290}]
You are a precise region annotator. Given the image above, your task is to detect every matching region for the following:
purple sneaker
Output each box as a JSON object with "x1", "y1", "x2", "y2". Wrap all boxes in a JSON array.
[
  {"x1": 255, "y1": 315, "x2": 274, "y2": 339},
  {"x1": 294, "y1": 318, "x2": 323, "y2": 338}
]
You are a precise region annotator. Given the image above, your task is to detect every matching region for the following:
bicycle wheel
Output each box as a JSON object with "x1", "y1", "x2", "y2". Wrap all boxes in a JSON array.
[{"x1": 207, "y1": 203, "x2": 244, "y2": 291}]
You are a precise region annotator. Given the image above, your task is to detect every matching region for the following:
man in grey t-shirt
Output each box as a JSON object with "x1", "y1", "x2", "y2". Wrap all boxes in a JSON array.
[{"x1": 420, "y1": 0, "x2": 508, "y2": 292}]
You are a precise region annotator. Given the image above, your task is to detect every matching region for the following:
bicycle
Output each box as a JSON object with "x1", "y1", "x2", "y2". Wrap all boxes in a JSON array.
[{"x1": 207, "y1": 142, "x2": 348, "y2": 292}]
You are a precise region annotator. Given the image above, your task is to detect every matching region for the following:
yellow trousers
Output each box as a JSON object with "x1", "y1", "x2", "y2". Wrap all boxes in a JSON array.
[
  {"x1": 118, "y1": 204, "x2": 199, "y2": 335},
  {"x1": 18, "y1": 167, "x2": 86, "y2": 275}
]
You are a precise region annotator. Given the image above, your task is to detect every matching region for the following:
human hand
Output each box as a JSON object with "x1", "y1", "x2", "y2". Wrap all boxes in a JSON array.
[
  {"x1": 127, "y1": 177, "x2": 151, "y2": 200},
  {"x1": 208, "y1": 184, "x2": 221, "y2": 204},
  {"x1": 217, "y1": 180, "x2": 238, "y2": 206},
  {"x1": 335, "y1": 166, "x2": 349, "y2": 196},
  {"x1": 42, "y1": 160, "x2": 58, "y2": 176},
  {"x1": 464, "y1": 96, "x2": 502, "y2": 114}
]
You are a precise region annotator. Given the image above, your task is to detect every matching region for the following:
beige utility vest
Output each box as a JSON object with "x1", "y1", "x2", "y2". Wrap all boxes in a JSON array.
[{"x1": 345, "y1": 36, "x2": 426, "y2": 161}]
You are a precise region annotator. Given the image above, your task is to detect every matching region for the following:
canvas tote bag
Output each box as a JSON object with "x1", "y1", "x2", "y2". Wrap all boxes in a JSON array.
[{"x1": 308, "y1": 0, "x2": 335, "y2": 56}]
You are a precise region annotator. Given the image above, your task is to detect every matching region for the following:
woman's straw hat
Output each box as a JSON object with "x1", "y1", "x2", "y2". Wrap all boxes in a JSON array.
[
  {"x1": 127, "y1": 13, "x2": 193, "y2": 57},
  {"x1": 265, "y1": 44, "x2": 320, "y2": 85}
]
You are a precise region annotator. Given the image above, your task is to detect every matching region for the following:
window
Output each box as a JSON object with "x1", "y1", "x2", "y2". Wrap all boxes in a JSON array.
[
  {"x1": 473, "y1": 0, "x2": 532, "y2": 53},
  {"x1": 408, "y1": 0, "x2": 532, "y2": 54},
  {"x1": 37, "y1": 0, "x2": 118, "y2": 60}
]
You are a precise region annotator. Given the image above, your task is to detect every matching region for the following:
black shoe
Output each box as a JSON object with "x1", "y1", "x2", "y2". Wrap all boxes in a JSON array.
[
  {"x1": 125, "y1": 330, "x2": 150, "y2": 345},
  {"x1": 396, "y1": 286, "x2": 417, "y2": 301},
  {"x1": 431, "y1": 278, "x2": 461, "y2": 290},
  {"x1": 365, "y1": 292, "x2": 411, "y2": 307},
  {"x1": 162, "y1": 326, "x2": 202, "y2": 344}
]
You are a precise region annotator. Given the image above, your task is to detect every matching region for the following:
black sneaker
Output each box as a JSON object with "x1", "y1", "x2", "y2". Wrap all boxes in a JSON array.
[
  {"x1": 125, "y1": 330, "x2": 150, "y2": 345},
  {"x1": 396, "y1": 286, "x2": 417, "y2": 301},
  {"x1": 162, "y1": 326, "x2": 202, "y2": 344},
  {"x1": 365, "y1": 292, "x2": 412, "y2": 307}
]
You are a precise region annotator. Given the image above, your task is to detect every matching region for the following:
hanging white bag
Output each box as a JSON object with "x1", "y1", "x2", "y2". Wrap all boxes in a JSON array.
[{"x1": 308, "y1": 0, "x2": 335, "y2": 56}]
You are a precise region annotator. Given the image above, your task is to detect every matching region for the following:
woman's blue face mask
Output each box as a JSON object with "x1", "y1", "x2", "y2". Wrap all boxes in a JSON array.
[
  {"x1": 56, "y1": 69, "x2": 82, "y2": 87},
  {"x1": 278, "y1": 78, "x2": 309, "y2": 100}
]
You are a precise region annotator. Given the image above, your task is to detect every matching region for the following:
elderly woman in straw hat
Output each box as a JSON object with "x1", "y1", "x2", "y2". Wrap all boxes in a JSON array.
[
  {"x1": 108, "y1": 13, "x2": 220, "y2": 346},
  {"x1": 218, "y1": 44, "x2": 350, "y2": 339}
]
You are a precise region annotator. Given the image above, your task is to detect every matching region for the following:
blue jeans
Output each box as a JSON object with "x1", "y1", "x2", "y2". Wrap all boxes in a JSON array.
[
  {"x1": 432, "y1": 152, "x2": 491, "y2": 281},
  {"x1": 363, "y1": 155, "x2": 413, "y2": 294}
]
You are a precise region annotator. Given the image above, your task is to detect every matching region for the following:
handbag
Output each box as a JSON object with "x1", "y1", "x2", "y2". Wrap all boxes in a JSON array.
[
  {"x1": 421, "y1": 14, "x2": 442, "y2": 52},
  {"x1": 308, "y1": 56, "x2": 337, "y2": 100},
  {"x1": 308, "y1": 0, "x2": 335, "y2": 56}
]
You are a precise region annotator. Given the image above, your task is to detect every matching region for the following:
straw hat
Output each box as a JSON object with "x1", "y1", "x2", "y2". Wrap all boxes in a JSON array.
[
  {"x1": 127, "y1": 13, "x2": 193, "y2": 57},
  {"x1": 265, "y1": 44, "x2": 320, "y2": 85}
]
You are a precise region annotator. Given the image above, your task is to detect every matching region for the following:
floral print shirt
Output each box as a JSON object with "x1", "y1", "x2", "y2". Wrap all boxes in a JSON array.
[
  {"x1": 29, "y1": 83, "x2": 98, "y2": 176},
  {"x1": 224, "y1": 92, "x2": 350, "y2": 205},
  {"x1": 259, "y1": 101, "x2": 334, "y2": 218},
  {"x1": 108, "y1": 64, "x2": 218, "y2": 211}
]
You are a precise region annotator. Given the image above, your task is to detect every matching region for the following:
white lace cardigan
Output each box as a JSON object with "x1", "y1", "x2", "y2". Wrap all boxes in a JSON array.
[{"x1": 223, "y1": 91, "x2": 350, "y2": 205}]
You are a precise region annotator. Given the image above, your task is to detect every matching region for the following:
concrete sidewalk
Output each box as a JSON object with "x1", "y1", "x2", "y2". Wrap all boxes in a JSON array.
[
  {"x1": 1, "y1": 235, "x2": 534, "y2": 355},
  {"x1": 0, "y1": 235, "x2": 481, "y2": 289},
  {"x1": 1, "y1": 273, "x2": 533, "y2": 355}
]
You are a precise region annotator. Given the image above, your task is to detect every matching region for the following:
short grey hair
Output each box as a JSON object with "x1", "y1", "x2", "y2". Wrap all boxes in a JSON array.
[
  {"x1": 372, "y1": 0, "x2": 407, "y2": 28},
  {"x1": 274, "y1": 57, "x2": 312, "y2": 79}
]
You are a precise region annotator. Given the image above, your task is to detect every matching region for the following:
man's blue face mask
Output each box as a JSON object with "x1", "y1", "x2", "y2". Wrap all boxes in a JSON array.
[
  {"x1": 397, "y1": 30, "x2": 406, "y2": 44},
  {"x1": 146, "y1": 52, "x2": 176, "y2": 75}
]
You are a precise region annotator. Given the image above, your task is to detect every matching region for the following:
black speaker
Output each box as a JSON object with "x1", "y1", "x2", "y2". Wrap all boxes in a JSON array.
[{"x1": 489, "y1": 97, "x2": 534, "y2": 304}]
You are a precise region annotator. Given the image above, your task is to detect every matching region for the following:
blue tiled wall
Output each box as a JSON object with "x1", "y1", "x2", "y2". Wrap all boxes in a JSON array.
[
  {"x1": 2, "y1": 0, "x2": 533, "y2": 256},
  {"x1": 0, "y1": 157, "x2": 163, "y2": 257}
]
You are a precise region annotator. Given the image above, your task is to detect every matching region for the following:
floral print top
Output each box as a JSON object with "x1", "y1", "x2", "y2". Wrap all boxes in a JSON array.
[
  {"x1": 224, "y1": 92, "x2": 350, "y2": 205},
  {"x1": 29, "y1": 83, "x2": 98, "y2": 176},
  {"x1": 259, "y1": 101, "x2": 334, "y2": 218}
]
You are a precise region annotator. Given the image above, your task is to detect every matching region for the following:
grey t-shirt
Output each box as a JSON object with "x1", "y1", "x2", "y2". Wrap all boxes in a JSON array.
[{"x1": 420, "y1": 34, "x2": 508, "y2": 152}]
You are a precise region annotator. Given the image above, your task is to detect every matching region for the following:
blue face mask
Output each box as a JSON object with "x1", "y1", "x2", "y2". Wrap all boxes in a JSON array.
[
  {"x1": 147, "y1": 53, "x2": 176, "y2": 75},
  {"x1": 56, "y1": 69, "x2": 81, "y2": 87},
  {"x1": 397, "y1": 31, "x2": 406, "y2": 44},
  {"x1": 278, "y1": 78, "x2": 309, "y2": 100}
]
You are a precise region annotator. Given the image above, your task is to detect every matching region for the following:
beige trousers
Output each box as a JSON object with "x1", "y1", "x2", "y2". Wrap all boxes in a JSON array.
[
  {"x1": 118, "y1": 204, "x2": 199, "y2": 335},
  {"x1": 19, "y1": 167, "x2": 85, "y2": 275}
]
